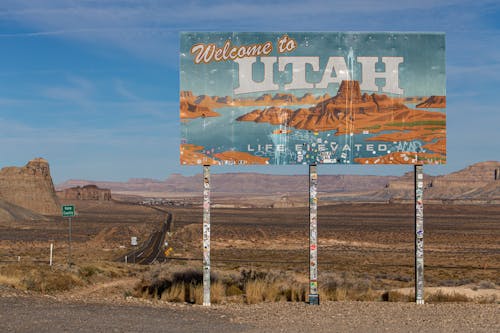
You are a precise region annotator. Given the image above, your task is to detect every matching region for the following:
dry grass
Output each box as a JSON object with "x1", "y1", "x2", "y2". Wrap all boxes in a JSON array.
[
  {"x1": 158, "y1": 281, "x2": 224, "y2": 304},
  {"x1": 381, "y1": 290, "x2": 415, "y2": 302},
  {"x1": 245, "y1": 280, "x2": 270, "y2": 303},
  {"x1": 0, "y1": 264, "x2": 83, "y2": 293},
  {"x1": 0, "y1": 261, "x2": 134, "y2": 294},
  {"x1": 0, "y1": 274, "x2": 20, "y2": 287},
  {"x1": 210, "y1": 282, "x2": 225, "y2": 304},
  {"x1": 138, "y1": 268, "x2": 309, "y2": 304},
  {"x1": 381, "y1": 290, "x2": 487, "y2": 303},
  {"x1": 426, "y1": 290, "x2": 470, "y2": 303},
  {"x1": 161, "y1": 282, "x2": 186, "y2": 302},
  {"x1": 319, "y1": 272, "x2": 379, "y2": 301}
]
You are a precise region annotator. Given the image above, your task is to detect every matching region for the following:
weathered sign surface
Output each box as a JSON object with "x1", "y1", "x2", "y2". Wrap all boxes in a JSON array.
[{"x1": 180, "y1": 32, "x2": 446, "y2": 166}]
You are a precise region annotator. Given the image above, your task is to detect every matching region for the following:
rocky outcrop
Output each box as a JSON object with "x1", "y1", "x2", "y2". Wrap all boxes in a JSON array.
[
  {"x1": 180, "y1": 99, "x2": 220, "y2": 119},
  {"x1": 416, "y1": 96, "x2": 446, "y2": 108},
  {"x1": 236, "y1": 80, "x2": 446, "y2": 162},
  {"x1": 0, "y1": 158, "x2": 60, "y2": 215},
  {"x1": 427, "y1": 161, "x2": 499, "y2": 200},
  {"x1": 383, "y1": 161, "x2": 500, "y2": 203},
  {"x1": 237, "y1": 80, "x2": 414, "y2": 133},
  {"x1": 58, "y1": 184, "x2": 111, "y2": 201}
]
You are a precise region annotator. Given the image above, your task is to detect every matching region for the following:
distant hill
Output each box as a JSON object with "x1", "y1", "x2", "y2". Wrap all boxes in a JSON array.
[
  {"x1": 58, "y1": 174, "x2": 397, "y2": 195},
  {"x1": 57, "y1": 161, "x2": 500, "y2": 204},
  {"x1": 376, "y1": 161, "x2": 500, "y2": 203}
]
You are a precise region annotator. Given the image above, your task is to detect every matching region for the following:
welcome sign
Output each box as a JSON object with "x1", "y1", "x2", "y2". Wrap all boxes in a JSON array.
[{"x1": 180, "y1": 32, "x2": 446, "y2": 166}]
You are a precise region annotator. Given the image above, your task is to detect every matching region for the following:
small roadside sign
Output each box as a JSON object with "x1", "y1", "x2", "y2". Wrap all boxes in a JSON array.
[{"x1": 62, "y1": 205, "x2": 75, "y2": 217}]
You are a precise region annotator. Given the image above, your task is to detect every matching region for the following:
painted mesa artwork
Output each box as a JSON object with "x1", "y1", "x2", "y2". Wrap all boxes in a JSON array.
[{"x1": 180, "y1": 32, "x2": 446, "y2": 166}]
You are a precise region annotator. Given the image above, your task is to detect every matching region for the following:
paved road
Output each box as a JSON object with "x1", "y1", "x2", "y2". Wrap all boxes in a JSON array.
[
  {"x1": 1, "y1": 296, "x2": 498, "y2": 333},
  {"x1": 0, "y1": 296, "x2": 245, "y2": 333},
  {"x1": 121, "y1": 211, "x2": 171, "y2": 265}
]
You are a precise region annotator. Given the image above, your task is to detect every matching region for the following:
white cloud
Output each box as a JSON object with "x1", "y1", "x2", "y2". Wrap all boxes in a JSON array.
[{"x1": 1, "y1": 0, "x2": 498, "y2": 64}]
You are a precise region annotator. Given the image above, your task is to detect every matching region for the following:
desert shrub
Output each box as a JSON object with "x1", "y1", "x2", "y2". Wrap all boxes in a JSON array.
[
  {"x1": 192, "y1": 284, "x2": 204, "y2": 304},
  {"x1": 438, "y1": 279, "x2": 473, "y2": 287},
  {"x1": 172, "y1": 269, "x2": 203, "y2": 284},
  {"x1": 243, "y1": 277, "x2": 307, "y2": 304},
  {"x1": 239, "y1": 269, "x2": 275, "y2": 284},
  {"x1": 477, "y1": 295, "x2": 497, "y2": 304},
  {"x1": 78, "y1": 265, "x2": 104, "y2": 281},
  {"x1": 226, "y1": 284, "x2": 243, "y2": 296},
  {"x1": 280, "y1": 283, "x2": 307, "y2": 302},
  {"x1": 139, "y1": 268, "x2": 220, "y2": 303},
  {"x1": 381, "y1": 290, "x2": 415, "y2": 302},
  {"x1": 161, "y1": 282, "x2": 186, "y2": 302},
  {"x1": 426, "y1": 290, "x2": 469, "y2": 303},
  {"x1": 478, "y1": 280, "x2": 496, "y2": 289},
  {"x1": 319, "y1": 272, "x2": 377, "y2": 301},
  {"x1": 21, "y1": 269, "x2": 82, "y2": 293},
  {"x1": 245, "y1": 279, "x2": 268, "y2": 304},
  {"x1": 210, "y1": 282, "x2": 225, "y2": 304}
]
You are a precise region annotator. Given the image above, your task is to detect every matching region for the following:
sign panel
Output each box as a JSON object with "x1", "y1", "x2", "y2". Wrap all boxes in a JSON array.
[
  {"x1": 180, "y1": 32, "x2": 446, "y2": 166},
  {"x1": 62, "y1": 205, "x2": 75, "y2": 217}
]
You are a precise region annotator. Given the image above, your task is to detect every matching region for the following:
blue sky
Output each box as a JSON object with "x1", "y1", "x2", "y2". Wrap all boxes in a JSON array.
[{"x1": 0, "y1": 0, "x2": 499, "y2": 183}]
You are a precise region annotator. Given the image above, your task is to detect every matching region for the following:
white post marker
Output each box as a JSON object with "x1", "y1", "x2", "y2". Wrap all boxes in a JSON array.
[
  {"x1": 49, "y1": 242, "x2": 53, "y2": 266},
  {"x1": 203, "y1": 165, "x2": 211, "y2": 306},
  {"x1": 415, "y1": 165, "x2": 425, "y2": 304}
]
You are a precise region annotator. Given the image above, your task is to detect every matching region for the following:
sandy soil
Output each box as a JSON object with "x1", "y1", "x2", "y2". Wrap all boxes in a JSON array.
[{"x1": 0, "y1": 294, "x2": 498, "y2": 333}]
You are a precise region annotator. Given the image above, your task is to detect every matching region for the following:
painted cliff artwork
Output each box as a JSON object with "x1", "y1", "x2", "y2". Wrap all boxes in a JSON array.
[{"x1": 180, "y1": 32, "x2": 446, "y2": 166}]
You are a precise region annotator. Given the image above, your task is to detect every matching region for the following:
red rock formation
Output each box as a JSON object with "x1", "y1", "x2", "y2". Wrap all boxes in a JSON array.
[
  {"x1": 59, "y1": 185, "x2": 111, "y2": 201},
  {"x1": 180, "y1": 91, "x2": 194, "y2": 99},
  {"x1": 180, "y1": 100, "x2": 220, "y2": 119},
  {"x1": 272, "y1": 93, "x2": 296, "y2": 103},
  {"x1": 236, "y1": 107, "x2": 295, "y2": 124},
  {"x1": 255, "y1": 94, "x2": 273, "y2": 102},
  {"x1": 416, "y1": 96, "x2": 446, "y2": 108},
  {"x1": 236, "y1": 80, "x2": 446, "y2": 152},
  {"x1": 0, "y1": 158, "x2": 60, "y2": 215}
]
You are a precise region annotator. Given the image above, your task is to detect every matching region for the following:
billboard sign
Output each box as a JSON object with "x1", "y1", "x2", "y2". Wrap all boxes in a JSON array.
[{"x1": 180, "y1": 32, "x2": 446, "y2": 166}]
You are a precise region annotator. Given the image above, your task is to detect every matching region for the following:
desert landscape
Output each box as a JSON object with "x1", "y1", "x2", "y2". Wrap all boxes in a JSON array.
[
  {"x1": 0, "y1": 158, "x2": 499, "y2": 331},
  {"x1": 0, "y1": 159, "x2": 500, "y2": 330}
]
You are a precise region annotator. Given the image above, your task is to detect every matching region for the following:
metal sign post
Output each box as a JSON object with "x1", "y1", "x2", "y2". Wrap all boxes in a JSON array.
[
  {"x1": 309, "y1": 164, "x2": 319, "y2": 305},
  {"x1": 131, "y1": 237, "x2": 138, "y2": 264},
  {"x1": 415, "y1": 165, "x2": 425, "y2": 304},
  {"x1": 62, "y1": 205, "x2": 75, "y2": 267},
  {"x1": 203, "y1": 165, "x2": 211, "y2": 306}
]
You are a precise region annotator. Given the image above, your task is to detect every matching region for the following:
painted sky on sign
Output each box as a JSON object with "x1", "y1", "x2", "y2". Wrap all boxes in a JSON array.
[{"x1": 0, "y1": 1, "x2": 499, "y2": 182}]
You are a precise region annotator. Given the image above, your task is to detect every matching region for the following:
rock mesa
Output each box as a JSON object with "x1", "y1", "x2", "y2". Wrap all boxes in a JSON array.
[{"x1": 0, "y1": 158, "x2": 60, "y2": 215}]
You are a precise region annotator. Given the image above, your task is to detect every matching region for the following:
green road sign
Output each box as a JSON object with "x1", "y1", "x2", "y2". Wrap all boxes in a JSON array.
[{"x1": 62, "y1": 205, "x2": 75, "y2": 217}]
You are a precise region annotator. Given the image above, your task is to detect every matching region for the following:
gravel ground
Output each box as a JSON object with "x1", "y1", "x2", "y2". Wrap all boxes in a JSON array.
[{"x1": 1, "y1": 295, "x2": 498, "y2": 333}]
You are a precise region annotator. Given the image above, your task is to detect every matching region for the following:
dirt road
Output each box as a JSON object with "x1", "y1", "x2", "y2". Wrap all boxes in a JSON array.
[{"x1": 1, "y1": 296, "x2": 498, "y2": 333}]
